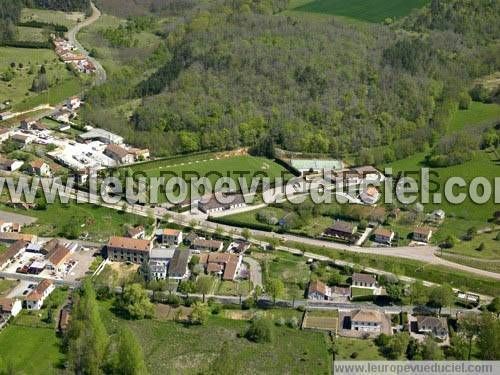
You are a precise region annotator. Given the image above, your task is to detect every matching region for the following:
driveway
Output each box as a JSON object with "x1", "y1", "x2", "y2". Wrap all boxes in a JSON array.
[
  {"x1": 0, "y1": 210, "x2": 38, "y2": 225},
  {"x1": 244, "y1": 256, "x2": 262, "y2": 289}
]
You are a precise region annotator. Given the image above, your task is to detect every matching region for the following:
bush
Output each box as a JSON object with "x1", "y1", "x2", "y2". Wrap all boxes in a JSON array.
[
  {"x1": 245, "y1": 317, "x2": 273, "y2": 343},
  {"x1": 275, "y1": 317, "x2": 286, "y2": 326},
  {"x1": 287, "y1": 316, "x2": 299, "y2": 328},
  {"x1": 164, "y1": 294, "x2": 181, "y2": 307}
]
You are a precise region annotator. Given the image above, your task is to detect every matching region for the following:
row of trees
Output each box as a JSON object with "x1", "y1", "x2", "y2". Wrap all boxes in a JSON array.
[{"x1": 64, "y1": 280, "x2": 148, "y2": 374}]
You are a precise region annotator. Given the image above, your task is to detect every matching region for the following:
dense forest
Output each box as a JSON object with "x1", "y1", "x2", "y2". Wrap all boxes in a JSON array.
[
  {"x1": 27, "y1": 0, "x2": 90, "y2": 12},
  {"x1": 77, "y1": 1, "x2": 500, "y2": 159}
]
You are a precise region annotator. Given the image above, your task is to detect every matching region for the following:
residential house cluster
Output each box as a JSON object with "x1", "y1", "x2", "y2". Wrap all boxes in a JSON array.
[
  {"x1": 52, "y1": 35, "x2": 96, "y2": 74},
  {"x1": 198, "y1": 252, "x2": 242, "y2": 281},
  {"x1": 0, "y1": 278, "x2": 55, "y2": 331}
]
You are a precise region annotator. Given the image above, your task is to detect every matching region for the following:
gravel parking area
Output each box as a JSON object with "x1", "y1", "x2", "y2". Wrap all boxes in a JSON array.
[{"x1": 0, "y1": 210, "x2": 38, "y2": 225}]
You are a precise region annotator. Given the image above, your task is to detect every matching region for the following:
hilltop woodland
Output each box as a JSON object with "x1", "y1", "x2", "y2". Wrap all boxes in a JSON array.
[{"x1": 79, "y1": 0, "x2": 500, "y2": 160}]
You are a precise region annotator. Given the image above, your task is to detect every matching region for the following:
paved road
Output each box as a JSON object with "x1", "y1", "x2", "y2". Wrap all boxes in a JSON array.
[
  {"x1": 66, "y1": 1, "x2": 107, "y2": 85},
  {"x1": 55, "y1": 184, "x2": 500, "y2": 282}
]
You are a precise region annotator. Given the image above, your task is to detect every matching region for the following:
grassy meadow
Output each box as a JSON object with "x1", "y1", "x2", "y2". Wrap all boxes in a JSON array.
[
  {"x1": 21, "y1": 7, "x2": 84, "y2": 28},
  {"x1": 98, "y1": 302, "x2": 332, "y2": 374},
  {"x1": 0, "y1": 46, "x2": 83, "y2": 111},
  {"x1": 290, "y1": 0, "x2": 430, "y2": 23},
  {"x1": 0, "y1": 325, "x2": 64, "y2": 373}
]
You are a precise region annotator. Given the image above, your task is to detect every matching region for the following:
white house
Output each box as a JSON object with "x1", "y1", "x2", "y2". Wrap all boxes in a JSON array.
[
  {"x1": 416, "y1": 316, "x2": 449, "y2": 340},
  {"x1": 155, "y1": 228, "x2": 183, "y2": 245},
  {"x1": 25, "y1": 279, "x2": 55, "y2": 310},
  {"x1": 351, "y1": 273, "x2": 377, "y2": 289},
  {"x1": 0, "y1": 221, "x2": 13, "y2": 233},
  {"x1": 0, "y1": 298, "x2": 22, "y2": 318},
  {"x1": 66, "y1": 96, "x2": 81, "y2": 110},
  {"x1": 148, "y1": 248, "x2": 176, "y2": 280},
  {"x1": 351, "y1": 309, "x2": 383, "y2": 332},
  {"x1": 307, "y1": 280, "x2": 331, "y2": 301}
]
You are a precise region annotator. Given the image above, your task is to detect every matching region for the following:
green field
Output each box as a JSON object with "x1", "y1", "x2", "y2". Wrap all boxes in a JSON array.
[
  {"x1": 291, "y1": 0, "x2": 430, "y2": 23},
  {"x1": 255, "y1": 250, "x2": 310, "y2": 299},
  {"x1": 21, "y1": 7, "x2": 84, "y2": 28},
  {"x1": 385, "y1": 150, "x2": 499, "y2": 224},
  {"x1": 0, "y1": 46, "x2": 84, "y2": 110},
  {"x1": 98, "y1": 301, "x2": 332, "y2": 374},
  {"x1": 446, "y1": 102, "x2": 500, "y2": 134},
  {"x1": 127, "y1": 153, "x2": 290, "y2": 199},
  {"x1": 0, "y1": 325, "x2": 65, "y2": 373},
  {"x1": 0, "y1": 199, "x2": 153, "y2": 241},
  {"x1": 14, "y1": 26, "x2": 48, "y2": 43}
]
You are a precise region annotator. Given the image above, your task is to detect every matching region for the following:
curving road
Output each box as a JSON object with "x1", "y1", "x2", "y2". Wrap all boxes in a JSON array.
[{"x1": 66, "y1": 1, "x2": 107, "y2": 85}]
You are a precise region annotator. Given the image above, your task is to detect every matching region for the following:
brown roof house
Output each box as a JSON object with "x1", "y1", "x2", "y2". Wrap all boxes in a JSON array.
[
  {"x1": 0, "y1": 232, "x2": 35, "y2": 244},
  {"x1": 0, "y1": 240, "x2": 28, "y2": 269},
  {"x1": 307, "y1": 280, "x2": 331, "y2": 301},
  {"x1": 200, "y1": 253, "x2": 242, "y2": 281},
  {"x1": 191, "y1": 238, "x2": 224, "y2": 252},
  {"x1": 0, "y1": 297, "x2": 22, "y2": 318},
  {"x1": 372, "y1": 227, "x2": 394, "y2": 245},
  {"x1": 27, "y1": 160, "x2": 51, "y2": 177},
  {"x1": 416, "y1": 316, "x2": 449, "y2": 340},
  {"x1": 25, "y1": 279, "x2": 55, "y2": 310},
  {"x1": 413, "y1": 227, "x2": 433, "y2": 243},
  {"x1": 127, "y1": 225, "x2": 145, "y2": 239},
  {"x1": 106, "y1": 236, "x2": 151, "y2": 264},
  {"x1": 104, "y1": 144, "x2": 134, "y2": 165},
  {"x1": 351, "y1": 309, "x2": 384, "y2": 333},
  {"x1": 324, "y1": 220, "x2": 357, "y2": 242},
  {"x1": 155, "y1": 228, "x2": 183, "y2": 245},
  {"x1": 351, "y1": 273, "x2": 377, "y2": 289},
  {"x1": 45, "y1": 242, "x2": 72, "y2": 271}
]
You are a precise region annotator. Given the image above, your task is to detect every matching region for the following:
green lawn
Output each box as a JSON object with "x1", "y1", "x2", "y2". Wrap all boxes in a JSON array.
[
  {"x1": 21, "y1": 7, "x2": 84, "y2": 28},
  {"x1": 350, "y1": 287, "x2": 374, "y2": 298},
  {"x1": 0, "y1": 279, "x2": 18, "y2": 297},
  {"x1": 102, "y1": 309, "x2": 331, "y2": 374},
  {"x1": 334, "y1": 337, "x2": 383, "y2": 360},
  {"x1": 217, "y1": 280, "x2": 253, "y2": 296},
  {"x1": 291, "y1": 0, "x2": 430, "y2": 23},
  {"x1": 0, "y1": 324, "x2": 65, "y2": 374}
]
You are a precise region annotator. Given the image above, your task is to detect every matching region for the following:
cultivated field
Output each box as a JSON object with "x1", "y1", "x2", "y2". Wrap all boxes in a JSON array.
[{"x1": 290, "y1": 0, "x2": 430, "y2": 23}]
